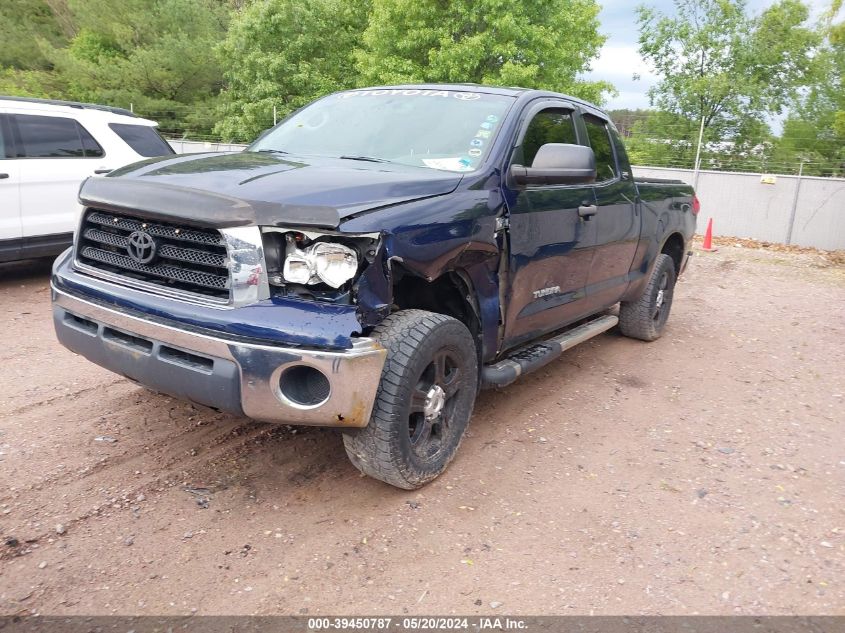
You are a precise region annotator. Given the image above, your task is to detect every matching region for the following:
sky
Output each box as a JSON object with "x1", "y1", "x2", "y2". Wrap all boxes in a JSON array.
[{"x1": 587, "y1": 0, "x2": 834, "y2": 113}]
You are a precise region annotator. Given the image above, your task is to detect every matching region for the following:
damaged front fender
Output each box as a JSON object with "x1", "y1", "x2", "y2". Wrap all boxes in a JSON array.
[{"x1": 353, "y1": 238, "x2": 393, "y2": 328}]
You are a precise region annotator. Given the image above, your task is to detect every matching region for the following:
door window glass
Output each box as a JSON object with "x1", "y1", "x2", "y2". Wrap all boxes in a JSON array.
[
  {"x1": 13, "y1": 114, "x2": 103, "y2": 158},
  {"x1": 583, "y1": 114, "x2": 618, "y2": 181},
  {"x1": 518, "y1": 108, "x2": 577, "y2": 167},
  {"x1": 607, "y1": 126, "x2": 632, "y2": 178}
]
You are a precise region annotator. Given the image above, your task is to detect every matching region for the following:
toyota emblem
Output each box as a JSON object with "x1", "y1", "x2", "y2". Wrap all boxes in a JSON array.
[
  {"x1": 453, "y1": 92, "x2": 481, "y2": 101},
  {"x1": 126, "y1": 230, "x2": 158, "y2": 265}
]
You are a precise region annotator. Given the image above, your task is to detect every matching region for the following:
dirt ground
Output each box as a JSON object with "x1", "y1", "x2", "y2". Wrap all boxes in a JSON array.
[{"x1": 0, "y1": 245, "x2": 843, "y2": 617}]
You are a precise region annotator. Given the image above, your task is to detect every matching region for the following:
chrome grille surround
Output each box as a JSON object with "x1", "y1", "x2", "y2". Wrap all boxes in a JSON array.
[{"x1": 73, "y1": 209, "x2": 270, "y2": 309}]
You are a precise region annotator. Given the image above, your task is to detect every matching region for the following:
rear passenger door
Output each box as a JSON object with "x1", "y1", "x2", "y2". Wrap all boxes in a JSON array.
[
  {"x1": 580, "y1": 113, "x2": 640, "y2": 310},
  {"x1": 0, "y1": 114, "x2": 23, "y2": 261},
  {"x1": 501, "y1": 101, "x2": 598, "y2": 351},
  {"x1": 10, "y1": 113, "x2": 108, "y2": 239}
]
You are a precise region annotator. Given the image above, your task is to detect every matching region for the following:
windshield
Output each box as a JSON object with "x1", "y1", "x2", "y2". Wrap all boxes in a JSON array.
[{"x1": 249, "y1": 89, "x2": 515, "y2": 173}]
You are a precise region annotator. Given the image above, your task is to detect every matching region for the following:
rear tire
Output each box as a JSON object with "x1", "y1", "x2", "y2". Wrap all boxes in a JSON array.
[
  {"x1": 619, "y1": 253, "x2": 676, "y2": 342},
  {"x1": 342, "y1": 309, "x2": 478, "y2": 489}
]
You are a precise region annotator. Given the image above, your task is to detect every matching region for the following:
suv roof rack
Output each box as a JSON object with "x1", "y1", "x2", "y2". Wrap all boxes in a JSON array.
[{"x1": 0, "y1": 95, "x2": 137, "y2": 118}]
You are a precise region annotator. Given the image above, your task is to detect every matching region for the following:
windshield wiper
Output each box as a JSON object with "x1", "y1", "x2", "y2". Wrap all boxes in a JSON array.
[
  {"x1": 256, "y1": 148, "x2": 289, "y2": 155},
  {"x1": 338, "y1": 155, "x2": 392, "y2": 164}
]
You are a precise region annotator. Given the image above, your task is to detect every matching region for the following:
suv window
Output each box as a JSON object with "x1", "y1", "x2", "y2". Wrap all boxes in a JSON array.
[
  {"x1": 518, "y1": 108, "x2": 577, "y2": 167},
  {"x1": 583, "y1": 114, "x2": 618, "y2": 181},
  {"x1": 13, "y1": 114, "x2": 104, "y2": 158},
  {"x1": 0, "y1": 116, "x2": 8, "y2": 159},
  {"x1": 78, "y1": 124, "x2": 105, "y2": 158},
  {"x1": 109, "y1": 123, "x2": 174, "y2": 157}
]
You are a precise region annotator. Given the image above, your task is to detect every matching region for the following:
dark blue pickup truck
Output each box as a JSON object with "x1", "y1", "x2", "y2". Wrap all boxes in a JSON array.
[{"x1": 51, "y1": 85, "x2": 698, "y2": 488}]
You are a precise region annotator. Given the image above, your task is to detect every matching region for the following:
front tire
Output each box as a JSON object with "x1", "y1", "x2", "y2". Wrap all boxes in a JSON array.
[
  {"x1": 342, "y1": 310, "x2": 478, "y2": 489},
  {"x1": 618, "y1": 253, "x2": 677, "y2": 342}
]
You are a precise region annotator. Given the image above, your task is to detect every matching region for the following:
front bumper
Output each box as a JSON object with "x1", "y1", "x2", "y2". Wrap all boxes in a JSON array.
[{"x1": 52, "y1": 287, "x2": 386, "y2": 427}]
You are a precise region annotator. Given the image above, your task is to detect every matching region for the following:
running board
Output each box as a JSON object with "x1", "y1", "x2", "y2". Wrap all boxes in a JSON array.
[{"x1": 481, "y1": 315, "x2": 619, "y2": 388}]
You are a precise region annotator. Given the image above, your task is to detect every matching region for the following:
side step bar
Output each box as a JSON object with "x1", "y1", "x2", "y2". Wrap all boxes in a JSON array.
[{"x1": 481, "y1": 314, "x2": 619, "y2": 388}]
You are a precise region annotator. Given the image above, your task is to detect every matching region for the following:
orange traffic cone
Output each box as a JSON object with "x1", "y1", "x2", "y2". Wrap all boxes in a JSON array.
[{"x1": 701, "y1": 218, "x2": 717, "y2": 252}]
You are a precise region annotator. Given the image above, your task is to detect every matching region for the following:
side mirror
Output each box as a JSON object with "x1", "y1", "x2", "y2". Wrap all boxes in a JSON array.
[{"x1": 511, "y1": 143, "x2": 597, "y2": 186}]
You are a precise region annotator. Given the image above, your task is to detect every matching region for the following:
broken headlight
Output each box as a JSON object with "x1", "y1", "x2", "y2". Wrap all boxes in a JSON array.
[
  {"x1": 262, "y1": 229, "x2": 380, "y2": 300},
  {"x1": 283, "y1": 241, "x2": 359, "y2": 289}
]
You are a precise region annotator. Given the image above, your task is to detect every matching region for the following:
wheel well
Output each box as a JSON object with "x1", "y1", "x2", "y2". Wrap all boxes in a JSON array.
[
  {"x1": 661, "y1": 233, "x2": 685, "y2": 273},
  {"x1": 391, "y1": 270, "x2": 481, "y2": 346}
]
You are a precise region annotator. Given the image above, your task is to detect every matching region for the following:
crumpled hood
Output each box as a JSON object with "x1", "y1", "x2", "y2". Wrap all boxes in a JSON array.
[{"x1": 80, "y1": 151, "x2": 463, "y2": 229}]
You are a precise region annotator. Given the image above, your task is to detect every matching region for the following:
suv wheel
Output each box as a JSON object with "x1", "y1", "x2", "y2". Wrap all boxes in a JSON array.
[{"x1": 342, "y1": 310, "x2": 478, "y2": 489}]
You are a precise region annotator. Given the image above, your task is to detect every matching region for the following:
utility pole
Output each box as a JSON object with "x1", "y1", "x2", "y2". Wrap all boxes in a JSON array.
[
  {"x1": 273, "y1": 106, "x2": 277, "y2": 126},
  {"x1": 692, "y1": 114, "x2": 706, "y2": 189}
]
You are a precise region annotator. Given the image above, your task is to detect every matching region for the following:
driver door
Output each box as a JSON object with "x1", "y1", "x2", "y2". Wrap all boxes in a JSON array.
[{"x1": 501, "y1": 103, "x2": 597, "y2": 351}]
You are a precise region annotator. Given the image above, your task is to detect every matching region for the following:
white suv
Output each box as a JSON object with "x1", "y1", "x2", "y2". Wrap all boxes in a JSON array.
[{"x1": 0, "y1": 97, "x2": 174, "y2": 262}]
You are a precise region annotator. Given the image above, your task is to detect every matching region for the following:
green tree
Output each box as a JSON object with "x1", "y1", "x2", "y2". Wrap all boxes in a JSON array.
[
  {"x1": 0, "y1": 0, "x2": 68, "y2": 71},
  {"x1": 771, "y1": 0, "x2": 845, "y2": 176},
  {"x1": 607, "y1": 109, "x2": 653, "y2": 137},
  {"x1": 48, "y1": 0, "x2": 230, "y2": 136},
  {"x1": 834, "y1": 0, "x2": 845, "y2": 139},
  {"x1": 637, "y1": 0, "x2": 818, "y2": 149},
  {"x1": 214, "y1": 0, "x2": 370, "y2": 142},
  {"x1": 355, "y1": 0, "x2": 611, "y2": 104},
  {"x1": 1, "y1": 0, "x2": 229, "y2": 137},
  {"x1": 623, "y1": 110, "x2": 698, "y2": 166},
  {"x1": 622, "y1": 108, "x2": 775, "y2": 171}
]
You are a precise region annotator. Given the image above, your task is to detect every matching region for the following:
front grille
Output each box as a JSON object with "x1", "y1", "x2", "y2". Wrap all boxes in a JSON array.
[{"x1": 76, "y1": 210, "x2": 230, "y2": 300}]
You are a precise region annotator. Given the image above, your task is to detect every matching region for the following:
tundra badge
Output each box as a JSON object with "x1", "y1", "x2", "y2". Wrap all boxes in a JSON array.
[{"x1": 533, "y1": 286, "x2": 561, "y2": 299}]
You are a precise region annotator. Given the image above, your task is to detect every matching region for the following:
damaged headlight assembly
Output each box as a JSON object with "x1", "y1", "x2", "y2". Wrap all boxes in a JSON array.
[
  {"x1": 262, "y1": 229, "x2": 381, "y2": 301},
  {"x1": 284, "y1": 241, "x2": 359, "y2": 288}
]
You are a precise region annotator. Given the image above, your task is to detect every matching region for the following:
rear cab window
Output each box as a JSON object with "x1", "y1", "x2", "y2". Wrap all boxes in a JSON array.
[
  {"x1": 12, "y1": 114, "x2": 104, "y2": 158},
  {"x1": 108, "y1": 123, "x2": 176, "y2": 157}
]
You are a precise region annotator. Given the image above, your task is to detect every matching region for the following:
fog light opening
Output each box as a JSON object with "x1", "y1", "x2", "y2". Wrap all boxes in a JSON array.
[{"x1": 279, "y1": 365, "x2": 331, "y2": 408}]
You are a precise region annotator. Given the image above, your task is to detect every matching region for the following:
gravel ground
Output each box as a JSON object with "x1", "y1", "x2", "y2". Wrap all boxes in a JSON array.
[{"x1": 0, "y1": 246, "x2": 843, "y2": 616}]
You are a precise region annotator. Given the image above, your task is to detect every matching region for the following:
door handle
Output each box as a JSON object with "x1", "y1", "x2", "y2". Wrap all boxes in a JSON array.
[
  {"x1": 578, "y1": 204, "x2": 598, "y2": 219},
  {"x1": 94, "y1": 169, "x2": 112, "y2": 174},
  {"x1": 0, "y1": 173, "x2": 9, "y2": 180}
]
